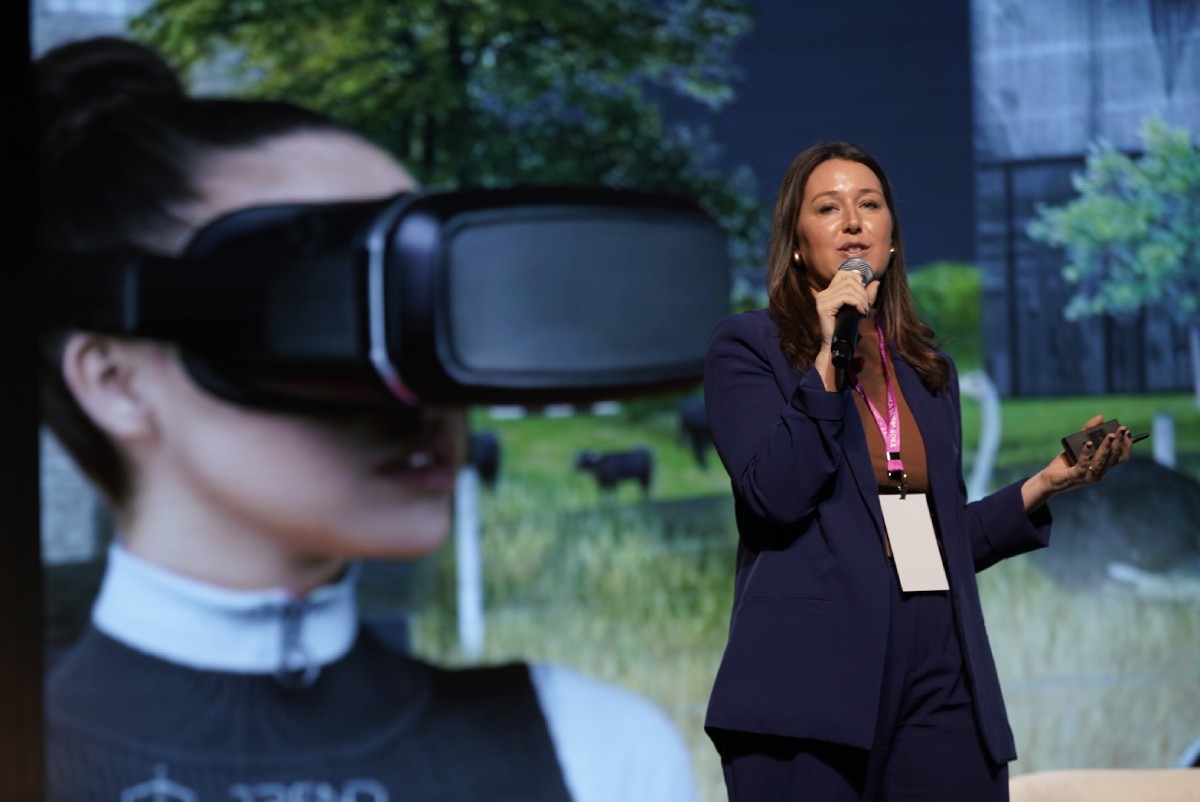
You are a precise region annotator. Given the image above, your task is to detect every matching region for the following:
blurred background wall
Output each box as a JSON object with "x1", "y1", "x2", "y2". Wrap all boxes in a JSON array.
[{"x1": 974, "y1": 0, "x2": 1199, "y2": 398}]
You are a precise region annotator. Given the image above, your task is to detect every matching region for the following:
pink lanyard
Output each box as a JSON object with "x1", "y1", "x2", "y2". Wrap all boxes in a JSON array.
[{"x1": 850, "y1": 320, "x2": 908, "y2": 497}]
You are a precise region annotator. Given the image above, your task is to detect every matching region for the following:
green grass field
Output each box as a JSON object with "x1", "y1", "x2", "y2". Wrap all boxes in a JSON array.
[
  {"x1": 394, "y1": 392, "x2": 1200, "y2": 800},
  {"x1": 960, "y1": 392, "x2": 1200, "y2": 475}
]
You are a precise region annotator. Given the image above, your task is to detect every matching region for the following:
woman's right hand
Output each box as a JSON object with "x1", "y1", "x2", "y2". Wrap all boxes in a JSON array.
[
  {"x1": 813, "y1": 270, "x2": 878, "y2": 349},
  {"x1": 811, "y1": 271, "x2": 879, "y2": 390}
]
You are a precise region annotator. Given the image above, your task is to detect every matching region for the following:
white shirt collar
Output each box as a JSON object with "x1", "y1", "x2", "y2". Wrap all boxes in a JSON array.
[{"x1": 92, "y1": 542, "x2": 359, "y2": 680}]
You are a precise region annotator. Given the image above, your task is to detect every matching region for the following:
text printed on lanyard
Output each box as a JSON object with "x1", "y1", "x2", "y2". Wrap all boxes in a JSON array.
[{"x1": 850, "y1": 320, "x2": 907, "y2": 497}]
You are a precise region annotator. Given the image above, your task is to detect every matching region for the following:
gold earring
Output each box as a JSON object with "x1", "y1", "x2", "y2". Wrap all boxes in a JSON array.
[
  {"x1": 889, "y1": 245, "x2": 895, "y2": 254},
  {"x1": 792, "y1": 251, "x2": 801, "y2": 264}
]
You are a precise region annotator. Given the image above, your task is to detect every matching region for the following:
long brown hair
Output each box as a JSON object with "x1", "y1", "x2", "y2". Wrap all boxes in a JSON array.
[{"x1": 766, "y1": 140, "x2": 949, "y2": 391}]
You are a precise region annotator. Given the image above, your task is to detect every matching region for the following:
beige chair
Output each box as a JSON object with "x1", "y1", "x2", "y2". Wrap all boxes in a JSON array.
[{"x1": 1009, "y1": 768, "x2": 1200, "y2": 801}]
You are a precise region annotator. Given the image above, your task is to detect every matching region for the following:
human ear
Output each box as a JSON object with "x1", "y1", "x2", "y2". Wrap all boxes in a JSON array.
[{"x1": 60, "y1": 334, "x2": 159, "y2": 443}]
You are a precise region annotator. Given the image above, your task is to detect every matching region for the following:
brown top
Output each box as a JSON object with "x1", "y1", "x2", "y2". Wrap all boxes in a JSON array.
[{"x1": 847, "y1": 315, "x2": 929, "y2": 495}]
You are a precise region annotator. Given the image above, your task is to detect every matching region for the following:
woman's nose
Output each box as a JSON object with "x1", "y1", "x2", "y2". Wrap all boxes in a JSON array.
[{"x1": 842, "y1": 208, "x2": 861, "y2": 232}]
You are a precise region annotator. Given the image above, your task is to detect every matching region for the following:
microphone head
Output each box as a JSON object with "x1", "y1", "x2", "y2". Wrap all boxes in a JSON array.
[{"x1": 838, "y1": 257, "x2": 875, "y2": 286}]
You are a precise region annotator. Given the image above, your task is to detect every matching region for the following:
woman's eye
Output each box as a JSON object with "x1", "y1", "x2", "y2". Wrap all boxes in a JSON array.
[
  {"x1": 818, "y1": 204, "x2": 836, "y2": 214},
  {"x1": 862, "y1": 200, "x2": 880, "y2": 210}
]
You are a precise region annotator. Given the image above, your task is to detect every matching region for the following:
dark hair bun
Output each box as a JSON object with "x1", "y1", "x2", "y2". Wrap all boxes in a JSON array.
[{"x1": 37, "y1": 36, "x2": 184, "y2": 146}]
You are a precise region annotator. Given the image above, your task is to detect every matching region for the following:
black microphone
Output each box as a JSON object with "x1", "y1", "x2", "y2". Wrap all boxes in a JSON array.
[{"x1": 830, "y1": 257, "x2": 876, "y2": 369}]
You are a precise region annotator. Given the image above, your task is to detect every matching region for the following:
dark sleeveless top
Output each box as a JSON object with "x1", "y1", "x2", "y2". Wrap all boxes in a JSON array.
[{"x1": 45, "y1": 624, "x2": 571, "y2": 802}]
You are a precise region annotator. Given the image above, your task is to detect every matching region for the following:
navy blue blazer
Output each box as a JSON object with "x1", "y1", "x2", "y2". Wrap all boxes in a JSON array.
[{"x1": 702, "y1": 310, "x2": 1052, "y2": 764}]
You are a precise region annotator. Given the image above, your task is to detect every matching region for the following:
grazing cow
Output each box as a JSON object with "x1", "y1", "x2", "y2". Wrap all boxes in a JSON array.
[
  {"x1": 468, "y1": 430, "x2": 501, "y2": 489},
  {"x1": 574, "y1": 448, "x2": 653, "y2": 494},
  {"x1": 678, "y1": 395, "x2": 713, "y2": 469}
]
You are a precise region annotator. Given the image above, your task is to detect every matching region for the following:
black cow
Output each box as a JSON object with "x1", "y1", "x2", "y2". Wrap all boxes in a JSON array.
[
  {"x1": 467, "y1": 430, "x2": 501, "y2": 489},
  {"x1": 574, "y1": 448, "x2": 653, "y2": 494},
  {"x1": 679, "y1": 395, "x2": 713, "y2": 469}
]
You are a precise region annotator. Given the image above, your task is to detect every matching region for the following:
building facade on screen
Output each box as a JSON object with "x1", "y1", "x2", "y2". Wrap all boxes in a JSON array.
[{"x1": 973, "y1": 0, "x2": 1200, "y2": 397}]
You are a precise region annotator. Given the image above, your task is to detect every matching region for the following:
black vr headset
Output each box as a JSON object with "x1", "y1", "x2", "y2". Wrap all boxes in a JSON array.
[{"x1": 42, "y1": 187, "x2": 731, "y2": 412}]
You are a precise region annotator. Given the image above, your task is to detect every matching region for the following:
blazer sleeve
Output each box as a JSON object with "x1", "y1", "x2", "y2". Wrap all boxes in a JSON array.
[{"x1": 703, "y1": 314, "x2": 851, "y2": 527}]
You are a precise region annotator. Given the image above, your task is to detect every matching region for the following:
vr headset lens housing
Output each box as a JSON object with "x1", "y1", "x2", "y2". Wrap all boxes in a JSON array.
[{"x1": 44, "y1": 188, "x2": 731, "y2": 411}]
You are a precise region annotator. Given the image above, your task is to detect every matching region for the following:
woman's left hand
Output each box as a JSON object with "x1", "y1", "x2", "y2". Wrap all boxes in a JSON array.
[{"x1": 1021, "y1": 414, "x2": 1136, "y2": 511}]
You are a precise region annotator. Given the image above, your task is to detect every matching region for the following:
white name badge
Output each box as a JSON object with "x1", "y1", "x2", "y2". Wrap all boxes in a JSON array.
[{"x1": 879, "y1": 493, "x2": 949, "y2": 592}]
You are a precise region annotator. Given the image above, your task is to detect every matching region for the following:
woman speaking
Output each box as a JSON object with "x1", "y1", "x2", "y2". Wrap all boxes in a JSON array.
[{"x1": 702, "y1": 140, "x2": 1135, "y2": 801}]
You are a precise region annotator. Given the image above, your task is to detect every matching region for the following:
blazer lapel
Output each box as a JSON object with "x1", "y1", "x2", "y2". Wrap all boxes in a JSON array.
[
  {"x1": 841, "y1": 378, "x2": 888, "y2": 542},
  {"x1": 894, "y1": 357, "x2": 966, "y2": 550},
  {"x1": 895, "y1": 357, "x2": 954, "y2": 485}
]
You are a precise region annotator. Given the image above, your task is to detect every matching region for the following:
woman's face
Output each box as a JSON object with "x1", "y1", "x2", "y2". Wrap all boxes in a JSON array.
[
  {"x1": 90, "y1": 132, "x2": 467, "y2": 588},
  {"x1": 139, "y1": 349, "x2": 466, "y2": 570},
  {"x1": 794, "y1": 158, "x2": 894, "y2": 290}
]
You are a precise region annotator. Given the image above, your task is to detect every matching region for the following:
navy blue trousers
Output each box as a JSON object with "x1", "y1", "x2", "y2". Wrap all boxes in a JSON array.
[{"x1": 717, "y1": 565, "x2": 1009, "y2": 801}]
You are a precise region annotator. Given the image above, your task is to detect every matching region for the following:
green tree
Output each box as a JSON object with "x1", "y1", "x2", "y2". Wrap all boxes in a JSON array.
[
  {"x1": 908, "y1": 261, "x2": 982, "y2": 372},
  {"x1": 1028, "y1": 117, "x2": 1200, "y2": 406},
  {"x1": 131, "y1": 0, "x2": 767, "y2": 290}
]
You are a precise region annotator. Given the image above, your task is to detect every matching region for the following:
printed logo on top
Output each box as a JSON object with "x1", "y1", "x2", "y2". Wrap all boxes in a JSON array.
[{"x1": 120, "y1": 764, "x2": 389, "y2": 801}]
